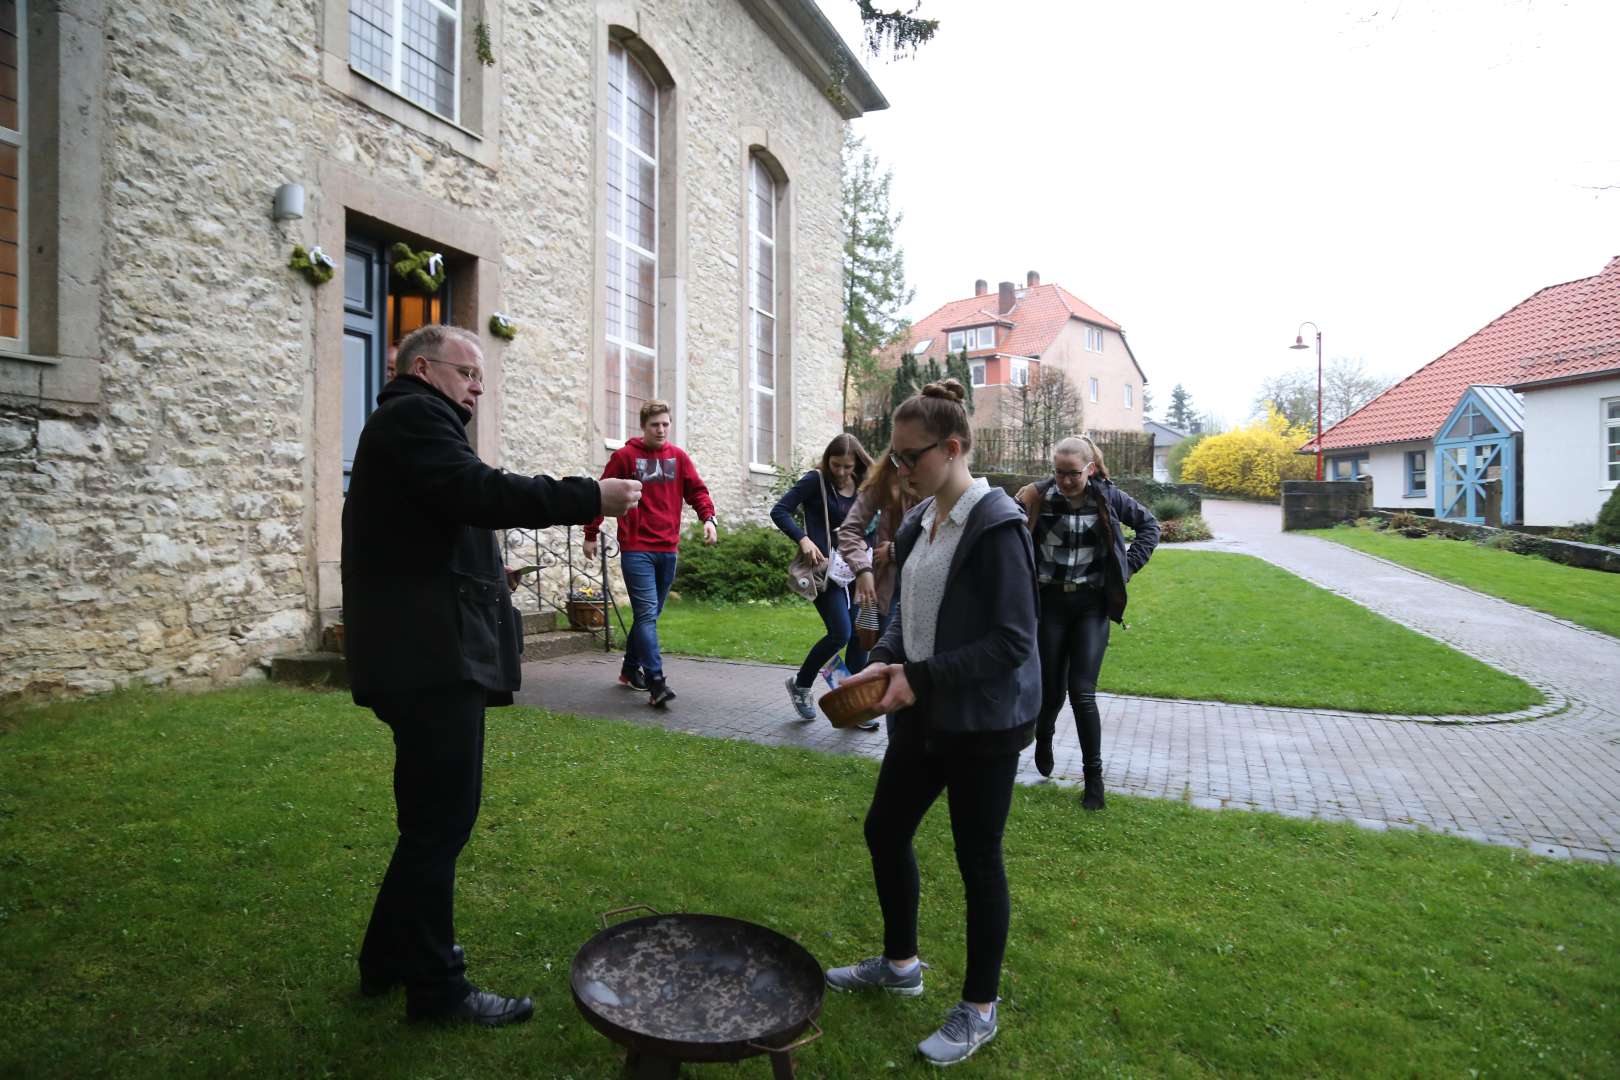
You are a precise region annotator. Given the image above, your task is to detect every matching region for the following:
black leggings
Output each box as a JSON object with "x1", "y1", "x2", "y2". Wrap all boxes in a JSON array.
[
  {"x1": 1035, "y1": 587, "x2": 1111, "y2": 769},
  {"x1": 864, "y1": 741, "x2": 1020, "y2": 1003}
]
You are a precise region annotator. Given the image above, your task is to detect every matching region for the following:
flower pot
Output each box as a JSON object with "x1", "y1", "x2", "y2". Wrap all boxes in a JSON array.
[{"x1": 567, "y1": 599, "x2": 605, "y2": 630}]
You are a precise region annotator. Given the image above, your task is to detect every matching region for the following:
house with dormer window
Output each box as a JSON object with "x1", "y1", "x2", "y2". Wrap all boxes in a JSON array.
[
  {"x1": 881, "y1": 272, "x2": 1148, "y2": 432},
  {"x1": 1301, "y1": 254, "x2": 1620, "y2": 527}
]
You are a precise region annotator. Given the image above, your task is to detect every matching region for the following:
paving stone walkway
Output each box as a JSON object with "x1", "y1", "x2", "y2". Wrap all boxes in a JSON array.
[{"x1": 516, "y1": 500, "x2": 1620, "y2": 862}]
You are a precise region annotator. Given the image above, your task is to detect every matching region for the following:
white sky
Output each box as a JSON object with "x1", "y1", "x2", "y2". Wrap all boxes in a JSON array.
[{"x1": 815, "y1": 0, "x2": 1620, "y2": 428}]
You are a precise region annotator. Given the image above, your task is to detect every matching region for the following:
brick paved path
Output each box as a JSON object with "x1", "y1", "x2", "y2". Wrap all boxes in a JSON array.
[{"x1": 517, "y1": 500, "x2": 1620, "y2": 861}]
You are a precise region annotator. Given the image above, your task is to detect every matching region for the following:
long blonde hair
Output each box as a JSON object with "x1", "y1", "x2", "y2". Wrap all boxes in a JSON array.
[{"x1": 861, "y1": 441, "x2": 918, "y2": 524}]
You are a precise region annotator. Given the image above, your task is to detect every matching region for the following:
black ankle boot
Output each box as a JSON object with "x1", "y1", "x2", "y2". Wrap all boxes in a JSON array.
[
  {"x1": 1081, "y1": 766, "x2": 1105, "y2": 811},
  {"x1": 1034, "y1": 737, "x2": 1054, "y2": 778}
]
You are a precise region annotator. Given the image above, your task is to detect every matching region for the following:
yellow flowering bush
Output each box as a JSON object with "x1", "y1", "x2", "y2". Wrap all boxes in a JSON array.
[{"x1": 1180, "y1": 407, "x2": 1316, "y2": 499}]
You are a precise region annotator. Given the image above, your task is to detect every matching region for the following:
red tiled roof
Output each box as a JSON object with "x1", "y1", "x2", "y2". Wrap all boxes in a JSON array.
[
  {"x1": 1511, "y1": 255, "x2": 1620, "y2": 389},
  {"x1": 1304, "y1": 255, "x2": 1620, "y2": 453},
  {"x1": 892, "y1": 283, "x2": 1125, "y2": 369}
]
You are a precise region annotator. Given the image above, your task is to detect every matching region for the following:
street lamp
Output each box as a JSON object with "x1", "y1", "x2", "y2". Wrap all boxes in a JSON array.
[{"x1": 1290, "y1": 322, "x2": 1323, "y2": 481}]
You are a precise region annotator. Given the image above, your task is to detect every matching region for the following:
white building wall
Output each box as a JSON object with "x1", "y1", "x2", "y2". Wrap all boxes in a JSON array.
[
  {"x1": 1521, "y1": 377, "x2": 1620, "y2": 526},
  {"x1": 1365, "y1": 441, "x2": 1434, "y2": 510}
]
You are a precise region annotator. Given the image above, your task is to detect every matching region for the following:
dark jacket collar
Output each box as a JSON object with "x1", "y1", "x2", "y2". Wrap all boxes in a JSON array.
[{"x1": 379, "y1": 374, "x2": 473, "y2": 426}]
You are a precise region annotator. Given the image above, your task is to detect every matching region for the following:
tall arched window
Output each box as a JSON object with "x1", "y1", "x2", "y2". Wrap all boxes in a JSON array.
[
  {"x1": 748, "y1": 155, "x2": 778, "y2": 466},
  {"x1": 604, "y1": 40, "x2": 659, "y2": 442}
]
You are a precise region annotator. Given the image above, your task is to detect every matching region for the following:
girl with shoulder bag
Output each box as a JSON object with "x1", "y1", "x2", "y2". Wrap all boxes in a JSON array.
[{"x1": 771, "y1": 434, "x2": 873, "y2": 723}]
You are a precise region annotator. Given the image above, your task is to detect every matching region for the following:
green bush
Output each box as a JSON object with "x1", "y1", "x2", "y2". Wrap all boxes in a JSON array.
[
  {"x1": 672, "y1": 523, "x2": 798, "y2": 602},
  {"x1": 1594, "y1": 486, "x2": 1620, "y2": 546},
  {"x1": 1150, "y1": 494, "x2": 1191, "y2": 521},
  {"x1": 1158, "y1": 514, "x2": 1213, "y2": 543}
]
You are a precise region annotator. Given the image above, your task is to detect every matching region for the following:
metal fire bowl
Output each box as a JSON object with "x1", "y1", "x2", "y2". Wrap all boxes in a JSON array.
[{"x1": 571, "y1": 905, "x2": 824, "y2": 1064}]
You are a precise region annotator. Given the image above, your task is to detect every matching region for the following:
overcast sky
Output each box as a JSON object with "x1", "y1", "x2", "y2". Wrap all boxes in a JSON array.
[{"x1": 815, "y1": 0, "x2": 1620, "y2": 429}]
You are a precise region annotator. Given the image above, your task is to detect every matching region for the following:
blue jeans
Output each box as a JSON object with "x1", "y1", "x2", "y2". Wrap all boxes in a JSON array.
[
  {"x1": 795, "y1": 584, "x2": 871, "y2": 688},
  {"x1": 621, "y1": 550, "x2": 677, "y2": 680}
]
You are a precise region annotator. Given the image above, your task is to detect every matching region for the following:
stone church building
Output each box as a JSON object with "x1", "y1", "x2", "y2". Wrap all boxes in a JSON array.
[{"x1": 0, "y1": 1, "x2": 884, "y2": 698}]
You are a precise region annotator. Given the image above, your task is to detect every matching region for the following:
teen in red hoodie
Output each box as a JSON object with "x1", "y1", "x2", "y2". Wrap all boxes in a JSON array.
[{"x1": 584, "y1": 400, "x2": 716, "y2": 706}]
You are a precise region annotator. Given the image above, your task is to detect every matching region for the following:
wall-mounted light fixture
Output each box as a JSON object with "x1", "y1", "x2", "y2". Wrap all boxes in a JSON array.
[{"x1": 272, "y1": 183, "x2": 305, "y2": 221}]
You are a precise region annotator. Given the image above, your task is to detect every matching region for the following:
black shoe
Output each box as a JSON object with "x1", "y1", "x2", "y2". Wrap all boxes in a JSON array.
[
  {"x1": 1034, "y1": 737, "x2": 1054, "y2": 778},
  {"x1": 409, "y1": 986, "x2": 534, "y2": 1028},
  {"x1": 360, "y1": 944, "x2": 464, "y2": 997},
  {"x1": 1082, "y1": 766, "x2": 1106, "y2": 811},
  {"x1": 618, "y1": 665, "x2": 647, "y2": 691},
  {"x1": 648, "y1": 678, "x2": 676, "y2": 708}
]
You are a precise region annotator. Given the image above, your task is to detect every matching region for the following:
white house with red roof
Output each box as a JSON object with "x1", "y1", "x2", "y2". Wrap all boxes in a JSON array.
[
  {"x1": 885, "y1": 272, "x2": 1148, "y2": 432},
  {"x1": 1303, "y1": 255, "x2": 1620, "y2": 527}
]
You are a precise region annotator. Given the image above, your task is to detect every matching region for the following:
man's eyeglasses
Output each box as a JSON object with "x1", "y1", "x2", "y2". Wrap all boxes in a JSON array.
[
  {"x1": 889, "y1": 442, "x2": 939, "y2": 470},
  {"x1": 424, "y1": 357, "x2": 484, "y2": 384}
]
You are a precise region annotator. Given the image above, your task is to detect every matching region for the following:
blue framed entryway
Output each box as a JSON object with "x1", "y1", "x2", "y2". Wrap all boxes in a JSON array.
[{"x1": 1434, "y1": 385, "x2": 1522, "y2": 524}]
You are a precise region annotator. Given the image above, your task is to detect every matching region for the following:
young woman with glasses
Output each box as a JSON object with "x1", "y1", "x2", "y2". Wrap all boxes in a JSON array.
[{"x1": 823, "y1": 379, "x2": 1041, "y2": 1067}]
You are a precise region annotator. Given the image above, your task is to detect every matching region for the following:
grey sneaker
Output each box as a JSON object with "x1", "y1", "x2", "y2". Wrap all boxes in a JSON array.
[
  {"x1": 786, "y1": 676, "x2": 816, "y2": 721},
  {"x1": 824, "y1": 956, "x2": 927, "y2": 996},
  {"x1": 917, "y1": 1000, "x2": 998, "y2": 1066}
]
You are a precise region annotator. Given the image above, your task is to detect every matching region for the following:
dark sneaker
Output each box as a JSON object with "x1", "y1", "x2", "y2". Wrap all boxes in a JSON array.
[
  {"x1": 825, "y1": 955, "x2": 927, "y2": 996},
  {"x1": 785, "y1": 676, "x2": 816, "y2": 721},
  {"x1": 857, "y1": 717, "x2": 881, "y2": 731},
  {"x1": 917, "y1": 1000, "x2": 998, "y2": 1066},
  {"x1": 408, "y1": 986, "x2": 534, "y2": 1028},
  {"x1": 618, "y1": 666, "x2": 647, "y2": 691},
  {"x1": 648, "y1": 678, "x2": 676, "y2": 708}
]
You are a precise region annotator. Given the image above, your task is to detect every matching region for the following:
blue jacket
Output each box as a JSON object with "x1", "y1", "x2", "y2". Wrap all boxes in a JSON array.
[
  {"x1": 771, "y1": 469, "x2": 858, "y2": 558},
  {"x1": 869, "y1": 487, "x2": 1042, "y2": 754}
]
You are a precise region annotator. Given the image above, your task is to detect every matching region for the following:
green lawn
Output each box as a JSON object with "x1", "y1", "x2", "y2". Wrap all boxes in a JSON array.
[
  {"x1": 1307, "y1": 524, "x2": 1620, "y2": 638},
  {"x1": 1, "y1": 687, "x2": 1614, "y2": 1078},
  {"x1": 641, "y1": 549, "x2": 1541, "y2": 715}
]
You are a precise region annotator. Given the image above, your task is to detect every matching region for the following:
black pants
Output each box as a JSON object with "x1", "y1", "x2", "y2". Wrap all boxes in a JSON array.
[
  {"x1": 358, "y1": 682, "x2": 484, "y2": 1014},
  {"x1": 864, "y1": 741, "x2": 1020, "y2": 1003},
  {"x1": 1035, "y1": 586, "x2": 1111, "y2": 769}
]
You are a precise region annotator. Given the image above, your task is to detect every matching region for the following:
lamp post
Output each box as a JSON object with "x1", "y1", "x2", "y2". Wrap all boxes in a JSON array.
[{"x1": 1291, "y1": 322, "x2": 1323, "y2": 481}]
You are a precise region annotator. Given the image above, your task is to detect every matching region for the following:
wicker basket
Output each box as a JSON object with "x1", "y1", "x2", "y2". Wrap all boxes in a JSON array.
[{"x1": 818, "y1": 677, "x2": 887, "y2": 729}]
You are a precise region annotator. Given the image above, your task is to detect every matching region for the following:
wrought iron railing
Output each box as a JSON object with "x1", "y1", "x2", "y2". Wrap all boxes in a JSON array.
[{"x1": 501, "y1": 525, "x2": 629, "y2": 652}]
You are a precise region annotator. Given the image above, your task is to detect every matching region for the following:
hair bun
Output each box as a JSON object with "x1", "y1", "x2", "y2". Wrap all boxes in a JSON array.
[{"x1": 921, "y1": 378, "x2": 966, "y2": 405}]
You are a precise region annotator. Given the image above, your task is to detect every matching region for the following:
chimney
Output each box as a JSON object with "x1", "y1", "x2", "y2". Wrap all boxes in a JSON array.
[
  {"x1": 1026, "y1": 270, "x2": 1040, "y2": 287},
  {"x1": 974, "y1": 279, "x2": 988, "y2": 296},
  {"x1": 998, "y1": 281, "x2": 1015, "y2": 314}
]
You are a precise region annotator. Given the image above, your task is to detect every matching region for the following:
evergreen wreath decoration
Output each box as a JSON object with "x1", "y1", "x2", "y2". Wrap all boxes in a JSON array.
[
  {"x1": 488, "y1": 311, "x2": 517, "y2": 341},
  {"x1": 289, "y1": 244, "x2": 335, "y2": 286},
  {"x1": 389, "y1": 241, "x2": 447, "y2": 294},
  {"x1": 474, "y1": 18, "x2": 496, "y2": 66}
]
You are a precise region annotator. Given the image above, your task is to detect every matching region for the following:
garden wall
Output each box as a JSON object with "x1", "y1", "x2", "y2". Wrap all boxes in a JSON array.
[{"x1": 1281, "y1": 480, "x2": 1371, "y2": 531}]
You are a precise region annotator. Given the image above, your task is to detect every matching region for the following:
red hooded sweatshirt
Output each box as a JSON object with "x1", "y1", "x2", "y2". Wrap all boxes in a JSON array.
[{"x1": 584, "y1": 437, "x2": 716, "y2": 552}]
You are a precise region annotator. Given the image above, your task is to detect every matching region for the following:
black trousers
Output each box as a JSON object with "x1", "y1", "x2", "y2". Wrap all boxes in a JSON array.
[
  {"x1": 358, "y1": 681, "x2": 485, "y2": 1014},
  {"x1": 1035, "y1": 586, "x2": 1111, "y2": 769},
  {"x1": 864, "y1": 740, "x2": 1020, "y2": 1004}
]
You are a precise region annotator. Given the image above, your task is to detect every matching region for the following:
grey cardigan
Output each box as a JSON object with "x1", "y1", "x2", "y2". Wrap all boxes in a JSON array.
[{"x1": 869, "y1": 487, "x2": 1042, "y2": 754}]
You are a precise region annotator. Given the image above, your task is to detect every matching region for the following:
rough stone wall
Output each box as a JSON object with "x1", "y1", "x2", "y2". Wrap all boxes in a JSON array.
[
  {"x1": 0, "y1": 0, "x2": 851, "y2": 700},
  {"x1": 1281, "y1": 480, "x2": 1372, "y2": 531}
]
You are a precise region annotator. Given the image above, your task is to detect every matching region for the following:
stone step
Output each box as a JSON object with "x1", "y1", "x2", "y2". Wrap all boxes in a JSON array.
[
  {"x1": 270, "y1": 652, "x2": 349, "y2": 689},
  {"x1": 523, "y1": 628, "x2": 602, "y2": 662}
]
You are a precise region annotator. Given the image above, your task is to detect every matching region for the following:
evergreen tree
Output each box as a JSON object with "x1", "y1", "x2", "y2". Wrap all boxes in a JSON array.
[
  {"x1": 944, "y1": 349, "x2": 975, "y2": 414},
  {"x1": 843, "y1": 131, "x2": 914, "y2": 420},
  {"x1": 855, "y1": 1, "x2": 939, "y2": 57},
  {"x1": 1141, "y1": 385, "x2": 1154, "y2": 419},
  {"x1": 889, "y1": 353, "x2": 923, "y2": 417},
  {"x1": 1167, "y1": 384, "x2": 1195, "y2": 430}
]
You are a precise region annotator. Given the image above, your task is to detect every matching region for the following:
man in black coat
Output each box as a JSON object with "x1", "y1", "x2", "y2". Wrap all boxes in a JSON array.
[{"x1": 343, "y1": 324, "x2": 641, "y2": 1026}]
